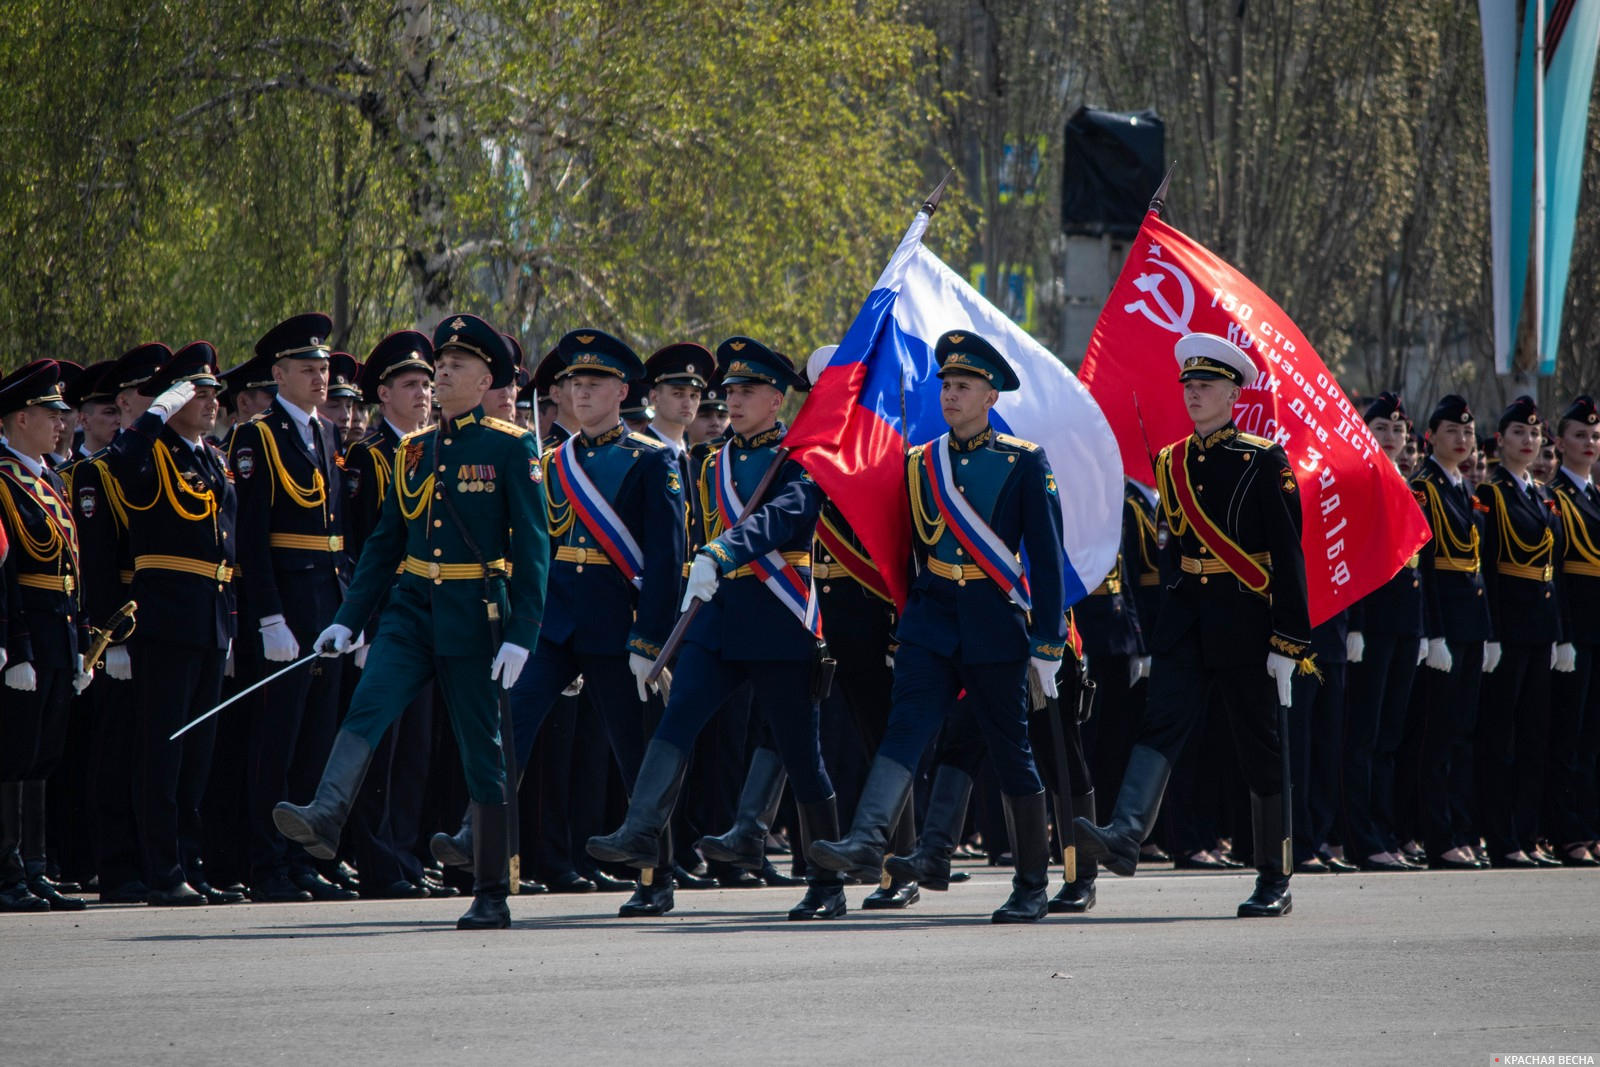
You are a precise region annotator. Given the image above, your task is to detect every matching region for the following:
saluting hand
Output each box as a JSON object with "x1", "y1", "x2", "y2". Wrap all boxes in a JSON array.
[{"x1": 148, "y1": 380, "x2": 197, "y2": 422}]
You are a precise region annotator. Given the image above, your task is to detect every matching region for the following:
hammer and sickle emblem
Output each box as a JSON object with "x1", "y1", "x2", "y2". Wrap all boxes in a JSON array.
[{"x1": 1123, "y1": 255, "x2": 1196, "y2": 336}]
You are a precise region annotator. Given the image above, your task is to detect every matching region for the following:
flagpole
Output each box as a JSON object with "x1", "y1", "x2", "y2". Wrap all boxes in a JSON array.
[{"x1": 1148, "y1": 162, "x2": 1176, "y2": 217}]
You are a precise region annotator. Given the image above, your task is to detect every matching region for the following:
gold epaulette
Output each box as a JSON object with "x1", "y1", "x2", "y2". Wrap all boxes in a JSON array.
[
  {"x1": 1237, "y1": 432, "x2": 1276, "y2": 449},
  {"x1": 625, "y1": 432, "x2": 667, "y2": 451},
  {"x1": 481, "y1": 416, "x2": 530, "y2": 438},
  {"x1": 994, "y1": 433, "x2": 1040, "y2": 452}
]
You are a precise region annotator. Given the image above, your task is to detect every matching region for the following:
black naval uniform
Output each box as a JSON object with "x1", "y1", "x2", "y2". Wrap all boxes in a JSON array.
[
  {"x1": 231, "y1": 388, "x2": 347, "y2": 898},
  {"x1": 1078, "y1": 415, "x2": 1311, "y2": 916}
]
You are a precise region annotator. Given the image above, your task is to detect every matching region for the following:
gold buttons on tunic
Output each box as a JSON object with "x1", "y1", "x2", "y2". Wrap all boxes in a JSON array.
[
  {"x1": 433, "y1": 548, "x2": 443, "y2": 557},
  {"x1": 438, "y1": 465, "x2": 446, "y2": 472},
  {"x1": 434, "y1": 520, "x2": 442, "y2": 528},
  {"x1": 1200, "y1": 576, "x2": 1209, "y2": 584},
  {"x1": 443, "y1": 438, "x2": 452, "y2": 446}
]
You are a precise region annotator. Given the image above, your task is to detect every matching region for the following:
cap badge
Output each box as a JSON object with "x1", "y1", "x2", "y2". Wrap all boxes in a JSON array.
[
  {"x1": 949, "y1": 334, "x2": 964, "y2": 344},
  {"x1": 576, "y1": 334, "x2": 595, "y2": 344},
  {"x1": 729, "y1": 341, "x2": 746, "y2": 352},
  {"x1": 450, "y1": 318, "x2": 466, "y2": 331}
]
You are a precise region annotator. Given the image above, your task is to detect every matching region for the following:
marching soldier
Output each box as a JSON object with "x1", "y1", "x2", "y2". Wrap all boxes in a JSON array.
[
  {"x1": 321, "y1": 351, "x2": 363, "y2": 447},
  {"x1": 1410, "y1": 395, "x2": 1494, "y2": 869},
  {"x1": 488, "y1": 329, "x2": 687, "y2": 916},
  {"x1": 229, "y1": 312, "x2": 351, "y2": 903},
  {"x1": 1476, "y1": 396, "x2": 1562, "y2": 868},
  {"x1": 809, "y1": 331, "x2": 1067, "y2": 924},
  {"x1": 588, "y1": 338, "x2": 845, "y2": 920},
  {"x1": 1547, "y1": 395, "x2": 1600, "y2": 866},
  {"x1": 338, "y1": 331, "x2": 449, "y2": 899},
  {"x1": 275, "y1": 313, "x2": 547, "y2": 930},
  {"x1": 101, "y1": 343, "x2": 242, "y2": 904},
  {"x1": 0, "y1": 360, "x2": 93, "y2": 911},
  {"x1": 1076, "y1": 332, "x2": 1310, "y2": 918},
  {"x1": 688, "y1": 383, "x2": 731, "y2": 448}
]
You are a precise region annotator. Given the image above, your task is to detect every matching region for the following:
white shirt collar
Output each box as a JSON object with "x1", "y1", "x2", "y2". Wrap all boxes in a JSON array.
[
  {"x1": 1561, "y1": 465, "x2": 1592, "y2": 492},
  {"x1": 384, "y1": 418, "x2": 413, "y2": 441},
  {"x1": 5, "y1": 446, "x2": 45, "y2": 477},
  {"x1": 1429, "y1": 455, "x2": 1463, "y2": 487},
  {"x1": 648, "y1": 422, "x2": 684, "y2": 456},
  {"x1": 276, "y1": 396, "x2": 317, "y2": 441}
]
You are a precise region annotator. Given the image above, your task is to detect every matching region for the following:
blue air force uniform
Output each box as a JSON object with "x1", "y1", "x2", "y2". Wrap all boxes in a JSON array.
[
  {"x1": 508, "y1": 331, "x2": 685, "y2": 845},
  {"x1": 587, "y1": 339, "x2": 842, "y2": 921}
]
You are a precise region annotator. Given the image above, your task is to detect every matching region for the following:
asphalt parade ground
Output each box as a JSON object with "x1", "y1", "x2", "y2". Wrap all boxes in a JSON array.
[{"x1": 3, "y1": 863, "x2": 1596, "y2": 1067}]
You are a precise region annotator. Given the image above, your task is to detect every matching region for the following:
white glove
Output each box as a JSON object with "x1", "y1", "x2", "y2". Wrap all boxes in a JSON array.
[
  {"x1": 73, "y1": 654, "x2": 94, "y2": 695},
  {"x1": 1129, "y1": 654, "x2": 1151, "y2": 688},
  {"x1": 490, "y1": 642, "x2": 529, "y2": 689},
  {"x1": 1030, "y1": 657, "x2": 1060, "y2": 700},
  {"x1": 259, "y1": 614, "x2": 300, "y2": 663},
  {"x1": 0, "y1": 648, "x2": 5, "y2": 672},
  {"x1": 630, "y1": 652, "x2": 658, "y2": 702},
  {"x1": 353, "y1": 645, "x2": 370, "y2": 670},
  {"x1": 682, "y1": 554, "x2": 720, "y2": 610},
  {"x1": 1266, "y1": 652, "x2": 1296, "y2": 708},
  {"x1": 315, "y1": 623, "x2": 354, "y2": 657},
  {"x1": 1554, "y1": 642, "x2": 1577, "y2": 673},
  {"x1": 561, "y1": 674, "x2": 585, "y2": 697},
  {"x1": 1483, "y1": 641, "x2": 1502, "y2": 674},
  {"x1": 105, "y1": 645, "x2": 133, "y2": 681},
  {"x1": 148, "y1": 380, "x2": 197, "y2": 422},
  {"x1": 5, "y1": 661, "x2": 37, "y2": 691},
  {"x1": 224, "y1": 639, "x2": 234, "y2": 678},
  {"x1": 1346, "y1": 631, "x2": 1365, "y2": 663},
  {"x1": 1425, "y1": 637, "x2": 1452, "y2": 673},
  {"x1": 1417, "y1": 639, "x2": 1429, "y2": 666}
]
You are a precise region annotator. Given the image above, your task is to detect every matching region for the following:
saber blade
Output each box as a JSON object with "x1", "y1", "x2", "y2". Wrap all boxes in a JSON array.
[{"x1": 169, "y1": 650, "x2": 321, "y2": 740}]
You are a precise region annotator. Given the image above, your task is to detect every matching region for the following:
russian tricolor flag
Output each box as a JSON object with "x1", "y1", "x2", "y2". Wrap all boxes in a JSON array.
[{"x1": 787, "y1": 208, "x2": 1123, "y2": 611}]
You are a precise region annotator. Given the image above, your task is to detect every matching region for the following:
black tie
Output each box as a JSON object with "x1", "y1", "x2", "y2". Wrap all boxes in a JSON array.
[{"x1": 308, "y1": 418, "x2": 327, "y2": 479}]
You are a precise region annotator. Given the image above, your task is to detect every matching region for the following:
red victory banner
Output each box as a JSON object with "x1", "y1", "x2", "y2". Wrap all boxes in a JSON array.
[{"x1": 1079, "y1": 210, "x2": 1430, "y2": 625}]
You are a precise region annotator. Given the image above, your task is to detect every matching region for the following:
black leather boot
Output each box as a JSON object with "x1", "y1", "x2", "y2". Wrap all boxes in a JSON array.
[
  {"x1": 272, "y1": 731, "x2": 375, "y2": 860},
  {"x1": 619, "y1": 831, "x2": 676, "y2": 918},
  {"x1": 457, "y1": 802, "x2": 512, "y2": 930},
  {"x1": 991, "y1": 790, "x2": 1050, "y2": 924},
  {"x1": 587, "y1": 740, "x2": 688, "y2": 870},
  {"x1": 862, "y1": 789, "x2": 919, "y2": 909},
  {"x1": 1049, "y1": 789, "x2": 1097, "y2": 913},
  {"x1": 696, "y1": 747, "x2": 786, "y2": 870},
  {"x1": 1237, "y1": 793, "x2": 1293, "y2": 918},
  {"x1": 884, "y1": 765, "x2": 972, "y2": 891},
  {"x1": 1, "y1": 782, "x2": 48, "y2": 912},
  {"x1": 22, "y1": 781, "x2": 85, "y2": 911},
  {"x1": 788, "y1": 796, "x2": 847, "y2": 920},
  {"x1": 1073, "y1": 745, "x2": 1171, "y2": 877},
  {"x1": 807, "y1": 757, "x2": 913, "y2": 883},
  {"x1": 430, "y1": 804, "x2": 473, "y2": 870}
]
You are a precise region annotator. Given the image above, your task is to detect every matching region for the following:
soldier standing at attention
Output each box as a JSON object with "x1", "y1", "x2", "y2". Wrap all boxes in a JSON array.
[
  {"x1": 588, "y1": 338, "x2": 845, "y2": 920},
  {"x1": 275, "y1": 313, "x2": 547, "y2": 930},
  {"x1": 1475, "y1": 396, "x2": 1563, "y2": 869},
  {"x1": 1076, "y1": 332, "x2": 1310, "y2": 919},
  {"x1": 1409, "y1": 396, "x2": 1494, "y2": 870},
  {"x1": 229, "y1": 313, "x2": 350, "y2": 904},
  {"x1": 809, "y1": 331, "x2": 1067, "y2": 924},
  {"x1": 0, "y1": 360, "x2": 94, "y2": 912}
]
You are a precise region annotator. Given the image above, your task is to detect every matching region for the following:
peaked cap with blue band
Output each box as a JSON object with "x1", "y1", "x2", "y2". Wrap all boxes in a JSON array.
[
  {"x1": 556, "y1": 328, "x2": 644, "y2": 382},
  {"x1": 715, "y1": 336, "x2": 807, "y2": 393},
  {"x1": 934, "y1": 330, "x2": 1020, "y2": 392}
]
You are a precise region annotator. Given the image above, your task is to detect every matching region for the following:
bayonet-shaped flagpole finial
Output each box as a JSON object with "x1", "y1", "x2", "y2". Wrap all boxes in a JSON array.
[
  {"x1": 922, "y1": 169, "x2": 956, "y2": 217},
  {"x1": 1149, "y1": 162, "x2": 1177, "y2": 216}
]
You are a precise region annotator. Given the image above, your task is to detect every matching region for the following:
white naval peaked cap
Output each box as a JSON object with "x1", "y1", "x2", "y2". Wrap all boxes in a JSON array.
[
  {"x1": 1174, "y1": 332, "x2": 1258, "y2": 387},
  {"x1": 805, "y1": 345, "x2": 839, "y2": 387}
]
